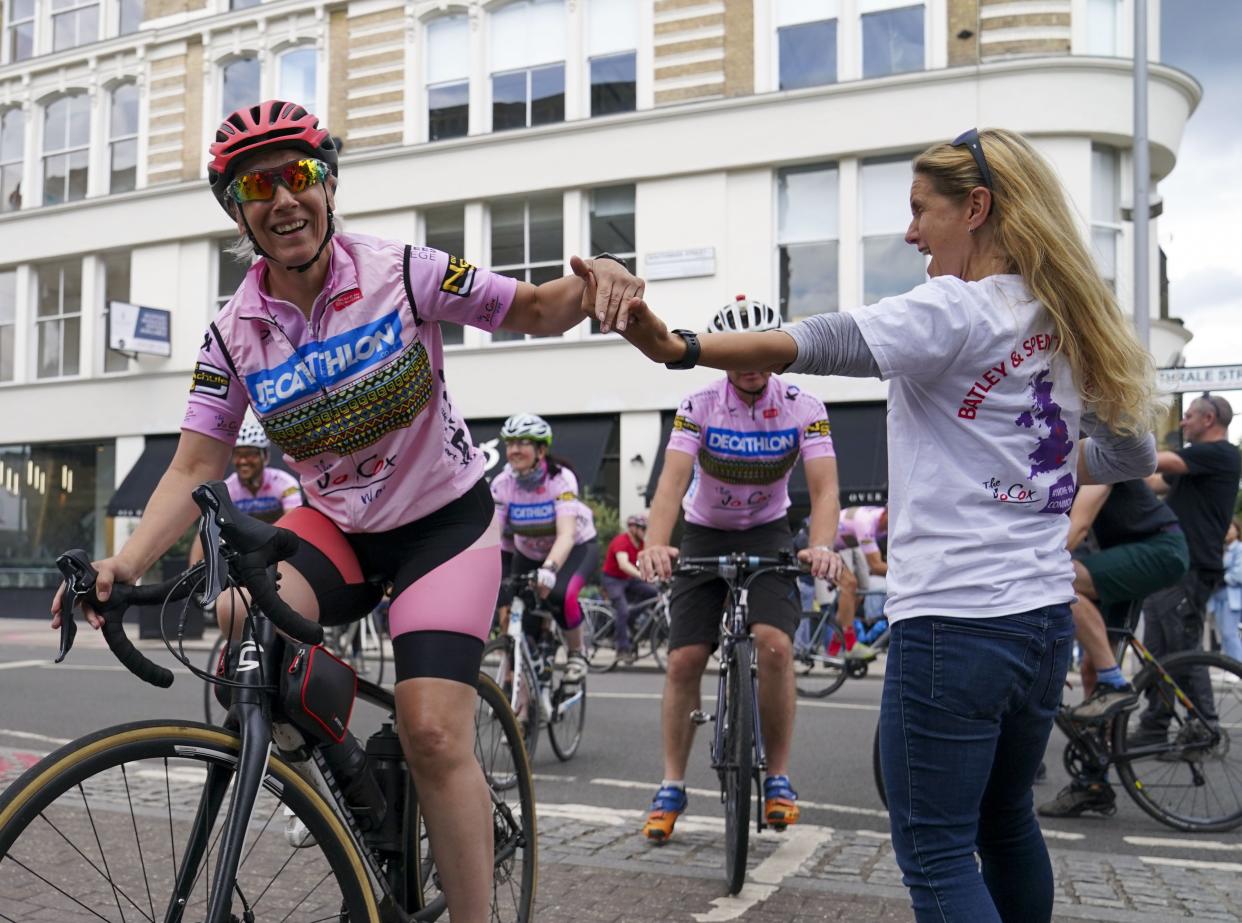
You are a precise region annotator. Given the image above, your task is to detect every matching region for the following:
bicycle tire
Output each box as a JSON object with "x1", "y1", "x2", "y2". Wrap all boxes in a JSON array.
[
  {"x1": 202, "y1": 631, "x2": 228, "y2": 725},
  {"x1": 649, "y1": 605, "x2": 670, "y2": 673},
  {"x1": 722, "y1": 639, "x2": 754, "y2": 895},
  {"x1": 482, "y1": 637, "x2": 540, "y2": 763},
  {"x1": 547, "y1": 672, "x2": 586, "y2": 762},
  {"x1": 1111, "y1": 649, "x2": 1242, "y2": 832},
  {"x1": 872, "y1": 722, "x2": 887, "y2": 809},
  {"x1": 794, "y1": 616, "x2": 849, "y2": 699},
  {"x1": 414, "y1": 674, "x2": 538, "y2": 921},
  {"x1": 0, "y1": 720, "x2": 376, "y2": 922},
  {"x1": 582, "y1": 601, "x2": 620, "y2": 674}
]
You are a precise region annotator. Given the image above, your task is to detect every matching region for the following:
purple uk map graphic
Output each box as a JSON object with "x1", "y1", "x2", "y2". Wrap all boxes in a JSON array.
[{"x1": 1015, "y1": 369, "x2": 1073, "y2": 478}]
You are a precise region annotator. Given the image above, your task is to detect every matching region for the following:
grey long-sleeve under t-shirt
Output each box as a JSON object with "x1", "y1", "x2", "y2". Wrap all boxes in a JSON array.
[{"x1": 781, "y1": 311, "x2": 1155, "y2": 484}]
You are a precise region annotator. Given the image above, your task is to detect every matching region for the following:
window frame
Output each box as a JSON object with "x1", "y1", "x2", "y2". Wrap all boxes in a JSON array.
[
  {"x1": 275, "y1": 43, "x2": 320, "y2": 114},
  {"x1": 40, "y1": 92, "x2": 92, "y2": 208},
  {"x1": 49, "y1": 0, "x2": 101, "y2": 53},
  {"x1": 776, "y1": 161, "x2": 841, "y2": 320},
  {"x1": 3, "y1": 0, "x2": 37, "y2": 64},
  {"x1": 1091, "y1": 143, "x2": 1123, "y2": 292},
  {"x1": 588, "y1": 50, "x2": 637, "y2": 117},
  {"x1": 0, "y1": 266, "x2": 17, "y2": 383},
  {"x1": 487, "y1": 193, "x2": 564, "y2": 344},
  {"x1": 859, "y1": 153, "x2": 926, "y2": 304},
  {"x1": 423, "y1": 11, "x2": 472, "y2": 143},
  {"x1": 218, "y1": 53, "x2": 263, "y2": 120},
  {"x1": 0, "y1": 106, "x2": 25, "y2": 213},
  {"x1": 34, "y1": 258, "x2": 83, "y2": 380},
  {"x1": 100, "y1": 249, "x2": 132, "y2": 374},
  {"x1": 490, "y1": 62, "x2": 566, "y2": 132},
  {"x1": 584, "y1": 184, "x2": 636, "y2": 335},
  {"x1": 107, "y1": 81, "x2": 139, "y2": 195}
]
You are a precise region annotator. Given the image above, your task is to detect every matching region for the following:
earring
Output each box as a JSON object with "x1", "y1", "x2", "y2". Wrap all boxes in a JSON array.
[{"x1": 968, "y1": 226, "x2": 975, "y2": 235}]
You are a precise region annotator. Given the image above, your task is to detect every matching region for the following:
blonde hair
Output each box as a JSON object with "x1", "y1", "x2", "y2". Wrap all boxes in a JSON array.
[{"x1": 914, "y1": 129, "x2": 1155, "y2": 436}]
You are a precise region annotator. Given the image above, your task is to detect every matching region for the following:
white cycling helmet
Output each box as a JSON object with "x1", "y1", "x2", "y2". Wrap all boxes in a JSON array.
[
  {"x1": 500, "y1": 413, "x2": 553, "y2": 445},
  {"x1": 235, "y1": 417, "x2": 270, "y2": 452},
  {"x1": 708, "y1": 294, "x2": 781, "y2": 334}
]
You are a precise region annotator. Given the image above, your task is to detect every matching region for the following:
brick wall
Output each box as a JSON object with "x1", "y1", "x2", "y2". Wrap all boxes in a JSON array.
[
  {"x1": 979, "y1": 0, "x2": 1072, "y2": 59},
  {"x1": 341, "y1": 5, "x2": 405, "y2": 151},
  {"x1": 654, "y1": 0, "x2": 727, "y2": 106}
]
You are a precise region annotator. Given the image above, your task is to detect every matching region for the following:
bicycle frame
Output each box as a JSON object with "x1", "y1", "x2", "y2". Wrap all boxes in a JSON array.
[{"x1": 505, "y1": 594, "x2": 583, "y2": 725}]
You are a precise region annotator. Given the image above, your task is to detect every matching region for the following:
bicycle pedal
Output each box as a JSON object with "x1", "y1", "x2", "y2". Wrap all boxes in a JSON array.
[{"x1": 689, "y1": 709, "x2": 713, "y2": 725}]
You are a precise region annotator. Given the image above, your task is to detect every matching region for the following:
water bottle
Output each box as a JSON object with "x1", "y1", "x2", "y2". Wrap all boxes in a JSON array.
[
  {"x1": 364, "y1": 723, "x2": 405, "y2": 852},
  {"x1": 321, "y1": 731, "x2": 387, "y2": 832}
]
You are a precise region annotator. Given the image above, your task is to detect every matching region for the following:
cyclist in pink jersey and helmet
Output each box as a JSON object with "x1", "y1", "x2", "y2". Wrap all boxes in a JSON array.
[
  {"x1": 490, "y1": 413, "x2": 599, "y2": 685},
  {"x1": 51, "y1": 99, "x2": 646, "y2": 921},
  {"x1": 637, "y1": 296, "x2": 844, "y2": 843},
  {"x1": 831, "y1": 505, "x2": 889, "y2": 658}
]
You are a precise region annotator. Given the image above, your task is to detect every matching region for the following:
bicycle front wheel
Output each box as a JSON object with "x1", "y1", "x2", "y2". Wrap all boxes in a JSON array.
[
  {"x1": 794, "y1": 617, "x2": 848, "y2": 699},
  {"x1": 1112, "y1": 650, "x2": 1242, "y2": 832},
  {"x1": 548, "y1": 672, "x2": 586, "y2": 762},
  {"x1": 722, "y1": 639, "x2": 754, "y2": 895},
  {"x1": 0, "y1": 720, "x2": 376, "y2": 922},
  {"x1": 483, "y1": 637, "x2": 540, "y2": 763}
]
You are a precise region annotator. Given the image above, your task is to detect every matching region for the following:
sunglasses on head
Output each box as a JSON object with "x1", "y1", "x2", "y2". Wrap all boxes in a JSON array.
[
  {"x1": 951, "y1": 128, "x2": 995, "y2": 193},
  {"x1": 227, "y1": 158, "x2": 330, "y2": 205}
]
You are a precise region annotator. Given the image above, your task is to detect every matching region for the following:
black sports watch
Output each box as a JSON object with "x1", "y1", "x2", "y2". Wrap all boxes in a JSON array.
[
  {"x1": 665, "y1": 329, "x2": 701, "y2": 370},
  {"x1": 591, "y1": 252, "x2": 630, "y2": 272}
]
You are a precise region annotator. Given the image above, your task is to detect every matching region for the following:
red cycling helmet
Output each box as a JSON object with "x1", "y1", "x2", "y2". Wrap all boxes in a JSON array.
[{"x1": 207, "y1": 100, "x2": 338, "y2": 214}]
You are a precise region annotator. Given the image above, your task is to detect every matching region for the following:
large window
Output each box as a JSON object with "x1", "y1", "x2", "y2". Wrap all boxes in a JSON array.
[
  {"x1": 490, "y1": 0, "x2": 566, "y2": 131},
  {"x1": 221, "y1": 56, "x2": 261, "y2": 118},
  {"x1": 777, "y1": 0, "x2": 838, "y2": 90},
  {"x1": 42, "y1": 95, "x2": 90, "y2": 207},
  {"x1": 777, "y1": 163, "x2": 838, "y2": 319},
  {"x1": 108, "y1": 82, "x2": 138, "y2": 194},
  {"x1": 424, "y1": 206, "x2": 466, "y2": 344},
  {"x1": 5, "y1": 0, "x2": 35, "y2": 63},
  {"x1": 1, "y1": 107, "x2": 23, "y2": 212},
  {"x1": 861, "y1": 1, "x2": 924, "y2": 78},
  {"x1": 216, "y1": 240, "x2": 250, "y2": 310},
  {"x1": 1091, "y1": 145, "x2": 1121, "y2": 292},
  {"x1": 0, "y1": 268, "x2": 15, "y2": 382},
  {"x1": 102, "y1": 251, "x2": 130, "y2": 373},
  {"x1": 426, "y1": 14, "x2": 470, "y2": 142},
  {"x1": 36, "y1": 259, "x2": 81, "y2": 379},
  {"x1": 1085, "y1": 0, "x2": 1122, "y2": 55},
  {"x1": 588, "y1": 185, "x2": 635, "y2": 333},
  {"x1": 278, "y1": 47, "x2": 317, "y2": 110},
  {"x1": 51, "y1": 0, "x2": 99, "y2": 51},
  {"x1": 861, "y1": 156, "x2": 925, "y2": 303},
  {"x1": 119, "y1": 0, "x2": 142, "y2": 34},
  {"x1": 490, "y1": 194, "x2": 562, "y2": 341},
  {"x1": 588, "y1": 0, "x2": 636, "y2": 116}
]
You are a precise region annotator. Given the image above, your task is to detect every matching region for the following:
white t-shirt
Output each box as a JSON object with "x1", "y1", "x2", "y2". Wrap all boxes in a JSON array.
[{"x1": 849, "y1": 274, "x2": 1080, "y2": 623}]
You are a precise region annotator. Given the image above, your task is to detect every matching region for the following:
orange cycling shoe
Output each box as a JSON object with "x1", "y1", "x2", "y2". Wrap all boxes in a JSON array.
[
  {"x1": 764, "y1": 775, "x2": 801, "y2": 831},
  {"x1": 642, "y1": 785, "x2": 687, "y2": 843}
]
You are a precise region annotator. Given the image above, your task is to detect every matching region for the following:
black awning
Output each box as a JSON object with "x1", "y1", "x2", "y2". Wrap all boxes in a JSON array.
[
  {"x1": 644, "y1": 401, "x2": 888, "y2": 509},
  {"x1": 107, "y1": 435, "x2": 179, "y2": 517},
  {"x1": 468, "y1": 414, "x2": 617, "y2": 490}
]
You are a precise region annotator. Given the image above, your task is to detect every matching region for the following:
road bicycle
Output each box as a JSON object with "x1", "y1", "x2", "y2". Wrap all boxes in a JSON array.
[
  {"x1": 0, "y1": 480, "x2": 536, "y2": 922},
  {"x1": 793, "y1": 590, "x2": 889, "y2": 698},
  {"x1": 676, "y1": 552, "x2": 803, "y2": 896},
  {"x1": 870, "y1": 601, "x2": 1242, "y2": 832},
  {"x1": 203, "y1": 600, "x2": 390, "y2": 725},
  {"x1": 482, "y1": 574, "x2": 587, "y2": 763},
  {"x1": 581, "y1": 583, "x2": 671, "y2": 673}
]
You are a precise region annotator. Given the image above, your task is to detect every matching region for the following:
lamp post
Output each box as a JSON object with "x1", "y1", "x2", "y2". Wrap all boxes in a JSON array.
[{"x1": 1133, "y1": 0, "x2": 1150, "y2": 350}]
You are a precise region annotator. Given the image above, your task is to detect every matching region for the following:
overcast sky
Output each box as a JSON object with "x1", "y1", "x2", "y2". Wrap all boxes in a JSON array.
[{"x1": 1159, "y1": 0, "x2": 1242, "y2": 437}]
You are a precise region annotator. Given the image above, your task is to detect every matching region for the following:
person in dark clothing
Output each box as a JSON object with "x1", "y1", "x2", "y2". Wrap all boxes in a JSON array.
[
  {"x1": 1038, "y1": 479, "x2": 1189, "y2": 818},
  {"x1": 1135, "y1": 393, "x2": 1241, "y2": 744}
]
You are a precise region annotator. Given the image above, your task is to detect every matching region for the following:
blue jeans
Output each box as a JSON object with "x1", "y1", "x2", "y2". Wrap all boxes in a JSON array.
[{"x1": 880, "y1": 606, "x2": 1073, "y2": 923}]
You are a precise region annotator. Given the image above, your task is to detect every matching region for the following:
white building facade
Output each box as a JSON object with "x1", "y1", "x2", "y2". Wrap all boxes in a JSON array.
[{"x1": 0, "y1": 0, "x2": 1201, "y2": 597}]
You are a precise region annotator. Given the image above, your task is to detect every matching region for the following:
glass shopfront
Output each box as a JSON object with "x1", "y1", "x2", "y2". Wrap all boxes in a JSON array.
[{"x1": 0, "y1": 440, "x2": 114, "y2": 591}]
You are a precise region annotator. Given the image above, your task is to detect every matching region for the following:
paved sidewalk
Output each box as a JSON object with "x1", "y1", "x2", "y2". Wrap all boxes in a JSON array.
[{"x1": 533, "y1": 805, "x2": 1242, "y2": 922}]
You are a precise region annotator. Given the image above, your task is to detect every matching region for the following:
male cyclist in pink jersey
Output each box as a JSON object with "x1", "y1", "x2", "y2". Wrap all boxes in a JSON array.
[
  {"x1": 638, "y1": 296, "x2": 843, "y2": 842},
  {"x1": 51, "y1": 99, "x2": 645, "y2": 921}
]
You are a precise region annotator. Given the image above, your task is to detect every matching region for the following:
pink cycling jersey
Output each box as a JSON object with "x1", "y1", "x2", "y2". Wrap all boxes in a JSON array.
[
  {"x1": 490, "y1": 465, "x2": 597, "y2": 560},
  {"x1": 666, "y1": 374, "x2": 836, "y2": 530},
  {"x1": 834, "y1": 506, "x2": 885, "y2": 555},
  {"x1": 225, "y1": 468, "x2": 303, "y2": 523},
  {"x1": 182, "y1": 232, "x2": 516, "y2": 532}
]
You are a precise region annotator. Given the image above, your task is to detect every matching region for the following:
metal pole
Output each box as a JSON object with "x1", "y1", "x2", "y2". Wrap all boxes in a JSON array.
[{"x1": 1133, "y1": 0, "x2": 1150, "y2": 349}]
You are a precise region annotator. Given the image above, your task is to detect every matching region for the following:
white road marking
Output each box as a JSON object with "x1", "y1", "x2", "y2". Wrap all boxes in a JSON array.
[
  {"x1": 692, "y1": 826, "x2": 832, "y2": 921},
  {"x1": 0, "y1": 728, "x2": 70, "y2": 745},
  {"x1": 590, "y1": 776, "x2": 891, "y2": 819},
  {"x1": 532, "y1": 773, "x2": 577, "y2": 783},
  {"x1": 0, "y1": 660, "x2": 46, "y2": 671},
  {"x1": 1140, "y1": 856, "x2": 1242, "y2": 872},
  {"x1": 1126, "y1": 835, "x2": 1242, "y2": 852},
  {"x1": 590, "y1": 691, "x2": 880, "y2": 712},
  {"x1": 1039, "y1": 829, "x2": 1086, "y2": 841}
]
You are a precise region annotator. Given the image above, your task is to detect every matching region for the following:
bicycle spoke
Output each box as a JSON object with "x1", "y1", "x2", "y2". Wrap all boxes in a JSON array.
[
  {"x1": 1, "y1": 856, "x2": 118, "y2": 923},
  {"x1": 121, "y1": 763, "x2": 157, "y2": 923},
  {"x1": 37, "y1": 809, "x2": 153, "y2": 922},
  {"x1": 78, "y1": 782, "x2": 132, "y2": 923},
  {"x1": 275, "y1": 868, "x2": 338, "y2": 923}
]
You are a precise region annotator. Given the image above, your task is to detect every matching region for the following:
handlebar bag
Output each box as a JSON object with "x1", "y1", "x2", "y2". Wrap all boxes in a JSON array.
[{"x1": 281, "y1": 643, "x2": 357, "y2": 744}]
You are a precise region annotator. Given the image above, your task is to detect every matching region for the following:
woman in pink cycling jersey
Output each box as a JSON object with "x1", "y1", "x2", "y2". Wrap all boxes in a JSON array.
[
  {"x1": 490, "y1": 413, "x2": 598, "y2": 684},
  {"x1": 51, "y1": 99, "x2": 643, "y2": 921}
]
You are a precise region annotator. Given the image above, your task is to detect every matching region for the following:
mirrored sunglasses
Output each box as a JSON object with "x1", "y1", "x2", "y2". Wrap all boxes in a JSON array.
[{"x1": 227, "y1": 158, "x2": 330, "y2": 205}]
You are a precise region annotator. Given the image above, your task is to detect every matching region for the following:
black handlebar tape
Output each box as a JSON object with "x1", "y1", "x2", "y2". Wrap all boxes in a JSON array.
[
  {"x1": 246, "y1": 574, "x2": 324, "y2": 644},
  {"x1": 100, "y1": 591, "x2": 174, "y2": 689}
]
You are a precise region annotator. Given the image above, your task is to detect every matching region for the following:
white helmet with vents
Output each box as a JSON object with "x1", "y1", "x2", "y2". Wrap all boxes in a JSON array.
[
  {"x1": 500, "y1": 413, "x2": 553, "y2": 445},
  {"x1": 235, "y1": 416, "x2": 270, "y2": 451},
  {"x1": 708, "y1": 295, "x2": 782, "y2": 334}
]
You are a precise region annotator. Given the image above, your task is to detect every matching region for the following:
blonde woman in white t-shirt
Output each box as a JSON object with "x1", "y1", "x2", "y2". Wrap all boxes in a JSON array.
[{"x1": 589, "y1": 128, "x2": 1156, "y2": 923}]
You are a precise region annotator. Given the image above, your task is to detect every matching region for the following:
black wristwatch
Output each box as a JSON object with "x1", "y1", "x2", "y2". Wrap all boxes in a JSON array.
[
  {"x1": 591, "y1": 252, "x2": 629, "y2": 272},
  {"x1": 665, "y1": 329, "x2": 701, "y2": 370}
]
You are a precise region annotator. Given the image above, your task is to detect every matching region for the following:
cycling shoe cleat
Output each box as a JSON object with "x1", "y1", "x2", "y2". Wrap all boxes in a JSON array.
[
  {"x1": 642, "y1": 785, "x2": 687, "y2": 843},
  {"x1": 763, "y1": 775, "x2": 801, "y2": 831}
]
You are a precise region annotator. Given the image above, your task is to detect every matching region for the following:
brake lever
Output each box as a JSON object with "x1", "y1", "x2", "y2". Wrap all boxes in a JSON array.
[
  {"x1": 54, "y1": 550, "x2": 97, "y2": 663},
  {"x1": 194, "y1": 503, "x2": 227, "y2": 610}
]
